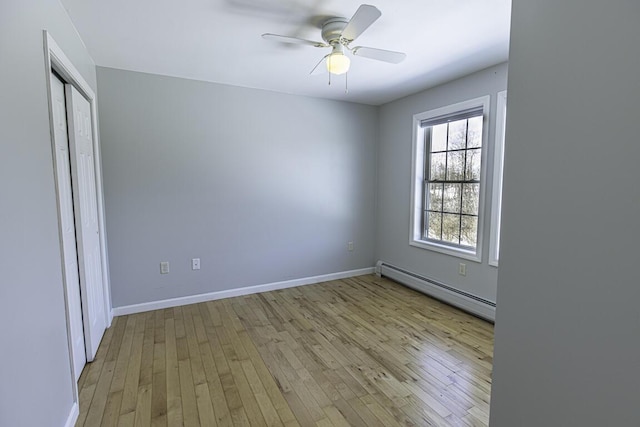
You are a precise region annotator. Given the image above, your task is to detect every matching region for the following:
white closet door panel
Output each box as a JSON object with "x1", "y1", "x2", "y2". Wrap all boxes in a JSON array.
[
  {"x1": 66, "y1": 84, "x2": 106, "y2": 361},
  {"x1": 51, "y1": 73, "x2": 86, "y2": 380}
]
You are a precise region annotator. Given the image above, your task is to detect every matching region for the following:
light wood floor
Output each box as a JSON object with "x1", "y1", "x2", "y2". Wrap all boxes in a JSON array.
[{"x1": 77, "y1": 275, "x2": 493, "y2": 426}]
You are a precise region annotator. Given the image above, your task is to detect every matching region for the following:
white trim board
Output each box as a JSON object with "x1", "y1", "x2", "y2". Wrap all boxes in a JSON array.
[
  {"x1": 488, "y1": 90, "x2": 507, "y2": 267},
  {"x1": 64, "y1": 402, "x2": 79, "y2": 427},
  {"x1": 376, "y1": 261, "x2": 495, "y2": 322},
  {"x1": 113, "y1": 267, "x2": 375, "y2": 316}
]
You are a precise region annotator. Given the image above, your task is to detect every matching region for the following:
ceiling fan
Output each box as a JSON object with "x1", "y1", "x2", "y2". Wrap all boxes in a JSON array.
[{"x1": 262, "y1": 4, "x2": 406, "y2": 77}]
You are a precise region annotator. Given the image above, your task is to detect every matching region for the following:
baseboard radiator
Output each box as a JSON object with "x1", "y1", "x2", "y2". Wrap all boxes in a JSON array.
[{"x1": 375, "y1": 261, "x2": 496, "y2": 322}]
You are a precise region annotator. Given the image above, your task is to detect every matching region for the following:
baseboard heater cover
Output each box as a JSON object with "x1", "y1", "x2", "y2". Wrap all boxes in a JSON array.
[{"x1": 376, "y1": 261, "x2": 496, "y2": 322}]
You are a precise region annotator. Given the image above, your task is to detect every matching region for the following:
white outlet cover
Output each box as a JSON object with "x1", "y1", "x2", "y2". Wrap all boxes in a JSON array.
[
  {"x1": 459, "y1": 263, "x2": 466, "y2": 276},
  {"x1": 160, "y1": 261, "x2": 170, "y2": 274}
]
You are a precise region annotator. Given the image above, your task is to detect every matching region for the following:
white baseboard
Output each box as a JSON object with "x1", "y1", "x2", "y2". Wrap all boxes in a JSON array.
[
  {"x1": 64, "y1": 402, "x2": 79, "y2": 427},
  {"x1": 377, "y1": 261, "x2": 495, "y2": 322},
  {"x1": 112, "y1": 267, "x2": 375, "y2": 316}
]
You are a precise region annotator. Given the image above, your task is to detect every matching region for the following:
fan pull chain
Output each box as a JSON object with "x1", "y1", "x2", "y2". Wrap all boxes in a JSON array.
[{"x1": 345, "y1": 72, "x2": 349, "y2": 93}]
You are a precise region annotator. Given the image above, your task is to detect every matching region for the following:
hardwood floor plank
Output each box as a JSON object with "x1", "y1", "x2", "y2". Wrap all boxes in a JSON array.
[
  {"x1": 77, "y1": 382, "x2": 97, "y2": 426},
  {"x1": 117, "y1": 410, "x2": 136, "y2": 427},
  {"x1": 178, "y1": 359, "x2": 200, "y2": 427},
  {"x1": 198, "y1": 304, "x2": 233, "y2": 425},
  {"x1": 78, "y1": 275, "x2": 494, "y2": 427},
  {"x1": 322, "y1": 405, "x2": 351, "y2": 427},
  {"x1": 100, "y1": 390, "x2": 124, "y2": 427},
  {"x1": 165, "y1": 317, "x2": 184, "y2": 426},
  {"x1": 120, "y1": 314, "x2": 146, "y2": 416},
  {"x1": 240, "y1": 359, "x2": 283, "y2": 426},
  {"x1": 223, "y1": 348, "x2": 267, "y2": 426},
  {"x1": 150, "y1": 374, "x2": 167, "y2": 426},
  {"x1": 150, "y1": 338, "x2": 167, "y2": 424},
  {"x1": 344, "y1": 396, "x2": 386, "y2": 427},
  {"x1": 314, "y1": 418, "x2": 334, "y2": 427},
  {"x1": 100, "y1": 316, "x2": 137, "y2": 426},
  {"x1": 111, "y1": 316, "x2": 137, "y2": 393},
  {"x1": 359, "y1": 394, "x2": 402, "y2": 427},
  {"x1": 83, "y1": 359, "x2": 116, "y2": 426},
  {"x1": 183, "y1": 305, "x2": 207, "y2": 386},
  {"x1": 194, "y1": 382, "x2": 217, "y2": 426},
  {"x1": 198, "y1": 340, "x2": 231, "y2": 425},
  {"x1": 236, "y1": 329, "x2": 296, "y2": 422},
  {"x1": 133, "y1": 383, "x2": 152, "y2": 427},
  {"x1": 138, "y1": 312, "x2": 156, "y2": 388},
  {"x1": 79, "y1": 317, "x2": 124, "y2": 425}
]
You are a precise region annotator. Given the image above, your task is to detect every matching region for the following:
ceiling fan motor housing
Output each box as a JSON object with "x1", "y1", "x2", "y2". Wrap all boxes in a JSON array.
[{"x1": 321, "y1": 18, "x2": 349, "y2": 45}]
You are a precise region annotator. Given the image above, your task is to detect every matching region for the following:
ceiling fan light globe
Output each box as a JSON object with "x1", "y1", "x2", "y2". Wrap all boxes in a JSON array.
[{"x1": 326, "y1": 53, "x2": 350, "y2": 75}]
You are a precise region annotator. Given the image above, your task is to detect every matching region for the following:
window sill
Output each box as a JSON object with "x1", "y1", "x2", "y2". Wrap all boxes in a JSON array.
[{"x1": 409, "y1": 239, "x2": 482, "y2": 263}]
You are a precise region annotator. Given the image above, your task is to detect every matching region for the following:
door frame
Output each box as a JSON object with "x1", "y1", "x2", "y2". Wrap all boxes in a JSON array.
[{"x1": 43, "y1": 30, "x2": 112, "y2": 409}]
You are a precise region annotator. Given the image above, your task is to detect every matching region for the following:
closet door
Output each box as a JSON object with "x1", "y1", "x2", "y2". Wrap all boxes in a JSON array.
[
  {"x1": 66, "y1": 84, "x2": 107, "y2": 361},
  {"x1": 51, "y1": 73, "x2": 86, "y2": 379}
]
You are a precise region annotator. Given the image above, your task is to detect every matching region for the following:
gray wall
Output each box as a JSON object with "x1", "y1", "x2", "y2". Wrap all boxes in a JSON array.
[
  {"x1": 376, "y1": 63, "x2": 508, "y2": 303},
  {"x1": 490, "y1": 1, "x2": 640, "y2": 425},
  {"x1": 96, "y1": 67, "x2": 378, "y2": 308},
  {"x1": 0, "y1": 1, "x2": 97, "y2": 425}
]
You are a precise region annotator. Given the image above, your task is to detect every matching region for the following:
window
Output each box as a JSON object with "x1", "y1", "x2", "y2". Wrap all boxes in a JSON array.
[
  {"x1": 410, "y1": 96, "x2": 490, "y2": 261},
  {"x1": 489, "y1": 90, "x2": 507, "y2": 266}
]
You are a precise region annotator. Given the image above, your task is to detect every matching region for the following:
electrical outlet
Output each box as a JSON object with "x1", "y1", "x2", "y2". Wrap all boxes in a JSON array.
[
  {"x1": 458, "y1": 263, "x2": 466, "y2": 276},
  {"x1": 160, "y1": 261, "x2": 170, "y2": 274},
  {"x1": 192, "y1": 258, "x2": 200, "y2": 270},
  {"x1": 348, "y1": 241, "x2": 354, "y2": 251}
]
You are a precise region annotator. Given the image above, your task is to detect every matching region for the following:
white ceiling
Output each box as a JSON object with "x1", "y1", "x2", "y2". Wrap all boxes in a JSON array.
[{"x1": 60, "y1": 0, "x2": 512, "y2": 105}]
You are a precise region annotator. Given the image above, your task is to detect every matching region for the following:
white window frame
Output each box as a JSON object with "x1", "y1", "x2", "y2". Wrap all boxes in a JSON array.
[
  {"x1": 410, "y1": 95, "x2": 491, "y2": 262},
  {"x1": 489, "y1": 90, "x2": 507, "y2": 267}
]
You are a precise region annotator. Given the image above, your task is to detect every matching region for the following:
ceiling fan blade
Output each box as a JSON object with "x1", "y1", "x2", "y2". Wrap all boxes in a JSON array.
[
  {"x1": 310, "y1": 54, "x2": 329, "y2": 75},
  {"x1": 262, "y1": 33, "x2": 328, "y2": 48},
  {"x1": 341, "y1": 4, "x2": 381, "y2": 43},
  {"x1": 352, "y1": 46, "x2": 406, "y2": 64}
]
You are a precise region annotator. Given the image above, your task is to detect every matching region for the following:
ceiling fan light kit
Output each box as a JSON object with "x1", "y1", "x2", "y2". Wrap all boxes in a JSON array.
[
  {"x1": 326, "y1": 45, "x2": 350, "y2": 75},
  {"x1": 262, "y1": 4, "x2": 406, "y2": 83}
]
